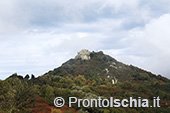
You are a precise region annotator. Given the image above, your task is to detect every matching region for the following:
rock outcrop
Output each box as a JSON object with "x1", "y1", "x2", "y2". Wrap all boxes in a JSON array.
[{"x1": 75, "y1": 49, "x2": 91, "y2": 60}]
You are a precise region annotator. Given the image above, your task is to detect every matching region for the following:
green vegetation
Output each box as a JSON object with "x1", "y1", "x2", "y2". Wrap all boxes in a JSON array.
[{"x1": 0, "y1": 51, "x2": 169, "y2": 113}]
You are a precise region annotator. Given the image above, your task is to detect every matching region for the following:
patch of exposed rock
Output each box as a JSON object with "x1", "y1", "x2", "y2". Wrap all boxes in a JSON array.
[{"x1": 75, "y1": 49, "x2": 91, "y2": 60}]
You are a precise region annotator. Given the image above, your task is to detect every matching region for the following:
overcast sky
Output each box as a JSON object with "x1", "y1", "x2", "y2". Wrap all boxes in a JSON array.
[{"x1": 0, "y1": 0, "x2": 170, "y2": 79}]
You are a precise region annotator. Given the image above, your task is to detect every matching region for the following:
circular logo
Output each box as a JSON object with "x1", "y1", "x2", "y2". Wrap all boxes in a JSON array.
[{"x1": 54, "y1": 97, "x2": 65, "y2": 107}]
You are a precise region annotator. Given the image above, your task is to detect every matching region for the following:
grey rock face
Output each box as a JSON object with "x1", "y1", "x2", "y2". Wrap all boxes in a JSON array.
[{"x1": 75, "y1": 49, "x2": 91, "y2": 60}]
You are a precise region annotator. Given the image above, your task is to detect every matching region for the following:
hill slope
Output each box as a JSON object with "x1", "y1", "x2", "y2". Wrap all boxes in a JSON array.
[
  {"x1": 1, "y1": 49, "x2": 170, "y2": 113},
  {"x1": 45, "y1": 49, "x2": 168, "y2": 83}
]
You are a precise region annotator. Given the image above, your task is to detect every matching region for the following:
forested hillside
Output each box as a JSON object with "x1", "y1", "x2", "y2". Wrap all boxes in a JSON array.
[{"x1": 0, "y1": 50, "x2": 169, "y2": 113}]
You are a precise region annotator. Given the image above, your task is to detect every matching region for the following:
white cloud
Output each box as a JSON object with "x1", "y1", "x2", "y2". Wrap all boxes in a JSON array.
[
  {"x1": 0, "y1": 31, "x2": 104, "y2": 79},
  {"x1": 140, "y1": 14, "x2": 170, "y2": 78},
  {"x1": 0, "y1": 0, "x2": 170, "y2": 79},
  {"x1": 98, "y1": 0, "x2": 139, "y2": 13},
  {"x1": 106, "y1": 14, "x2": 170, "y2": 78}
]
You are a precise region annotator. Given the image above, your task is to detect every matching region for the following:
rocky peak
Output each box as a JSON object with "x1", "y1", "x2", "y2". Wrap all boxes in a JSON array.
[{"x1": 75, "y1": 49, "x2": 91, "y2": 60}]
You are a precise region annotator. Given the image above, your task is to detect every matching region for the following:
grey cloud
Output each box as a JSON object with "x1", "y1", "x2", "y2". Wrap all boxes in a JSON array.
[
  {"x1": 1, "y1": 0, "x2": 170, "y2": 79},
  {"x1": 113, "y1": 14, "x2": 170, "y2": 78}
]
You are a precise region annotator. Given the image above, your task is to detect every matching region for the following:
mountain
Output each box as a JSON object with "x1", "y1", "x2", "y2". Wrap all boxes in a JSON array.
[
  {"x1": 45, "y1": 49, "x2": 168, "y2": 83},
  {"x1": 1, "y1": 49, "x2": 170, "y2": 113}
]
